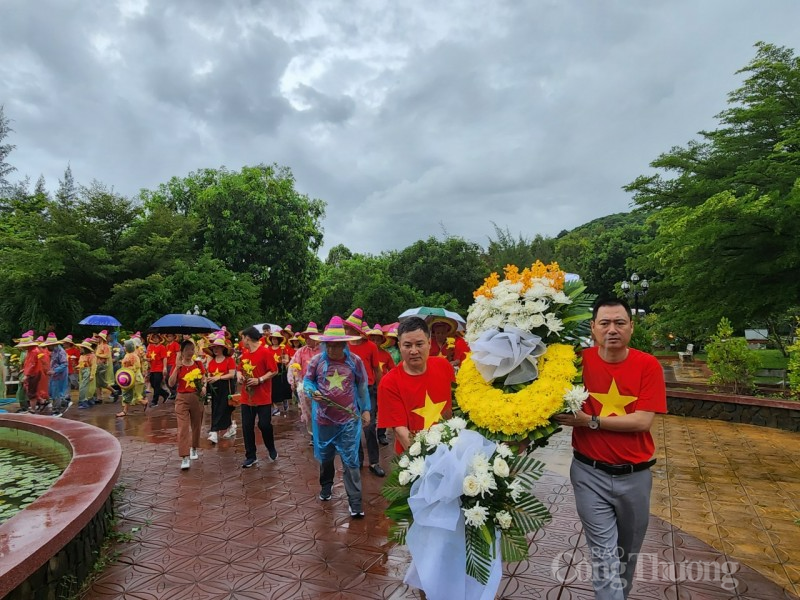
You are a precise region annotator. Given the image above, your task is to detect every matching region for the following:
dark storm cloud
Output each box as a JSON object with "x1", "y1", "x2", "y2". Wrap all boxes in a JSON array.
[{"x1": 1, "y1": 0, "x2": 798, "y2": 254}]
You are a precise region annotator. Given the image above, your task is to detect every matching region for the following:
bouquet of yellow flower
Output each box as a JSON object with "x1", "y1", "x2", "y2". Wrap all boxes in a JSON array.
[
  {"x1": 182, "y1": 367, "x2": 204, "y2": 393},
  {"x1": 455, "y1": 262, "x2": 595, "y2": 447},
  {"x1": 241, "y1": 359, "x2": 256, "y2": 377}
]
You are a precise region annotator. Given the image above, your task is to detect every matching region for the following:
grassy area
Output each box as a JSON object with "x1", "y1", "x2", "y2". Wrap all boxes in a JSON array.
[{"x1": 655, "y1": 348, "x2": 787, "y2": 369}]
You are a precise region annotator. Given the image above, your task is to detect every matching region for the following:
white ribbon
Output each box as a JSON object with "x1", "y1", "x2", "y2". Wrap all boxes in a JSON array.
[
  {"x1": 404, "y1": 430, "x2": 503, "y2": 600},
  {"x1": 470, "y1": 327, "x2": 547, "y2": 385}
]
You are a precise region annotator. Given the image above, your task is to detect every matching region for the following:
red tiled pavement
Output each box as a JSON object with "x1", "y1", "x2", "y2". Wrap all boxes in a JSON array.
[{"x1": 57, "y1": 401, "x2": 797, "y2": 600}]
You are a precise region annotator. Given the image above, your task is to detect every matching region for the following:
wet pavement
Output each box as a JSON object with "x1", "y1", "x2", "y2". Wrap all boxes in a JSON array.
[{"x1": 32, "y1": 395, "x2": 793, "y2": 600}]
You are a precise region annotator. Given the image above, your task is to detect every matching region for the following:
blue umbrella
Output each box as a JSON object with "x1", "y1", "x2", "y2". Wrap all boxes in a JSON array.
[
  {"x1": 148, "y1": 314, "x2": 221, "y2": 334},
  {"x1": 79, "y1": 315, "x2": 122, "y2": 327}
]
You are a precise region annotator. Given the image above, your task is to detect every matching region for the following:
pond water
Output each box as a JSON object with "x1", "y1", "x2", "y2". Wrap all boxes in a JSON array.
[{"x1": 0, "y1": 447, "x2": 64, "y2": 522}]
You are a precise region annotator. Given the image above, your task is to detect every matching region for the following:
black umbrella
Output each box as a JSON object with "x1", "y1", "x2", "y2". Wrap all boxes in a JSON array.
[{"x1": 147, "y1": 314, "x2": 221, "y2": 334}]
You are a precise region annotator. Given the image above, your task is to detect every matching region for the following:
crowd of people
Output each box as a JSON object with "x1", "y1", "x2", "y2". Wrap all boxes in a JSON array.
[{"x1": 5, "y1": 309, "x2": 470, "y2": 518}]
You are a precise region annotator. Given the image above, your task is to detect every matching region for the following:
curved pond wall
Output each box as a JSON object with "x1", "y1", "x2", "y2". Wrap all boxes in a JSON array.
[{"x1": 0, "y1": 415, "x2": 122, "y2": 599}]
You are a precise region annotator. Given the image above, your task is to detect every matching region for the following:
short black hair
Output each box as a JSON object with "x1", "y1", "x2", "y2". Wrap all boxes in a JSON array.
[
  {"x1": 261, "y1": 324, "x2": 271, "y2": 333},
  {"x1": 242, "y1": 326, "x2": 261, "y2": 341},
  {"x1": 179, "y1": 339, "x2": 195, "y2": 352},
  {"x1": 592, "y1": 297, "x2": 633, "y2": 320},
  {"x1": 398, "y1": 316, "x2": 430, "y2": 339}
]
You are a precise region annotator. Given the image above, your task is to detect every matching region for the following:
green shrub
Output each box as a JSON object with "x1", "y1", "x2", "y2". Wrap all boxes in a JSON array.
[
  {"x1": 706, "y1": 318, "x2": 760, "y2": 394},
  {"x1": 787, "y1": 322, "x2": 800, "y2": 394}
]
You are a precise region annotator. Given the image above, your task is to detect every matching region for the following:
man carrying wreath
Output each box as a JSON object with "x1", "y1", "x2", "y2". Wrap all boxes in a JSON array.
[{"x1": 377, "y1": 317, "x2": 455, "y2": 453}]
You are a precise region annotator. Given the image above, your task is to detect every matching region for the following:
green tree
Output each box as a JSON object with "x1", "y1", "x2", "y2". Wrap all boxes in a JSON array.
[
  {"x1": 706, "y1": 318, "x2": 760, "y2": 394},
  {"x1": 106, "y1": 253, "x2": 261, "y2": 332},
  {"x1": 144, "y1": 164, "x2": 326, "y2": 321},
  {"x1": 0, "y1": 105, "x2": 15, "y2": 193},
  {"x1": 787, "y1": 320, "x2": 800, "y2": 394},
  {"x1": 626, "y1": 43, "x2": 800, "y2": 346},
  {"x1": 484, "y1": 225, "x2": 557, "y2": 273},
  {"x1": 387, "y1": 236, "x2": 484, "y2": 315}
]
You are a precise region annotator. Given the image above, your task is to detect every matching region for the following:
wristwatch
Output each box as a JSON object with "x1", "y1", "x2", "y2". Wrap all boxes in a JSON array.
[{"x1": 588, "y1": 415, "x2": 600, "y2": 430}]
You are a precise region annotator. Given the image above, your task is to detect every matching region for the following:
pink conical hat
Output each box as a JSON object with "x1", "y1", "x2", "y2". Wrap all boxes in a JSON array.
[
  {"x1": 311, "y1": 316, "x2": 362, "y2": 343},
  {"x1": 42, "y1": 332, "x2": 61, "y2": 346}
]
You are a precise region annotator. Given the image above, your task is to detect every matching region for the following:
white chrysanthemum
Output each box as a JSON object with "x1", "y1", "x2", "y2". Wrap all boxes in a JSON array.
[
  {"x1": 475, "y1": 470, "x2": 498, "y2": 497},
  {"x1": 399, "y1": 470, "x2": 412, "y2": 486},
  {"x1": 496, "y1": 510, "x2": 513, "y2": 529},
  {"x1": 462, "y1": 475, "x2": 481, "y2": 497},
  {"x1": 525, "y1": 299, "x2": 549, "y2": 314},
  {"x1": 551, "y1": 291, "x2": 572, "y2": 305},
  {"x1": 463, "y1": 503, "x2": 489, "y2": 527},
  {"x1": 545, "y1": 313, "x2": 564, "y2": 334},
  {"x1": 424, "y1": 428, "x2": 442, "y2": 447},
  {"x1": 470, "y1": 453, "x2": 491, "y2": 474},
  {"x1": 398, "y1": 455, "x2": 410, "y2": 468},
  {"x1": 445, "y1": 416, "x2": 468, "y2": 431},
  {"x1": 494, "y1": 443, "x2": 514, "y2": 459},
  {"x1": 529, "y1": 313, "x2": 546, "y2": 328},
  {"x1": 508, "y1": 478, "x2": 524, "y2": 502},
  {"x1": 408, "y1": 456, "x2": 426, "y2": 480},
  {"x1": 525, "y1": 283, "x2": 549, "y2": 299},
  {"x1": 409, "y1": 441, "x2": 422, "y2": 457},
  {"x1": 563, "y1": 385, "x2": 590, "y2": 413},
  {"x1": 430, "y1": 423, "x2": 445, "y2": 434},
  {"x1": 493, "y1": 457, "x2": 510, "y2": 478}
]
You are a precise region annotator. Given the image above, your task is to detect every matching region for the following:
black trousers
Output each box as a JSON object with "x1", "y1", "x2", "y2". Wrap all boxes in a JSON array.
[
  {"x1": 358, "y1": 384, "x2": 379, "y2": 466},
  {"x1": 209, "y1": 380, "x2": 234, "y2": 432},
  {"x1": 149, "y1": 371, "x2": 169, "y2": 404},
  {"x1": 241, "y1": 404, "x2": 276, "y2": 460}
]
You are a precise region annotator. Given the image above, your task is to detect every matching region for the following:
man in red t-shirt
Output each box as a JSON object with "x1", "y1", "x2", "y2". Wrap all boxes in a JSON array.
[
  {"x1": 344, "y1": 308, "x2": 385, "y2": 477},
  {"x1": 63, "y1": 335, "x2": 81, "y2": 390},
  {"x1": 554, "y1": 298, "x2": 666, "y2": 599},
  {"x1": 378, "y1": 317, "x2": 455, "y2": 454},
  {"x1": 164, "y1": 333, "x2": 180, "y2": 398},
  {"x1": 146, "y1": 334, "x2": 169, "y2": 407},
  {"x1": 237, "y1": 326, "x2": 279, "y2": 468},
  {"x1": 367, "y1": 325, "x2": 396, "y2": 448}
]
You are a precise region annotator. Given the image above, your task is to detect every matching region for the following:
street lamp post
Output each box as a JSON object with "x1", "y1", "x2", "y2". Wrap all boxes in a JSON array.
[{"x1": 620, "y1": 273, "x2": 649, "y2": 319}]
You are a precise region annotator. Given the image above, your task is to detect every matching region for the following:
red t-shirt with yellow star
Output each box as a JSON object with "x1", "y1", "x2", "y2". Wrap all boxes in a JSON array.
[
  {"x1": 573, "y1": 346, "x2": 667, "y2": 465},
  {"x1": 146, "y1": 343, "x2": 166, "y2": 373},
  {"x1": 376, "y1": 347, "x2": 396, "y2": 375},
  {"x1": 377, "y1": 356, "x2": 455, "y2": 453},
  {"x1": 348, "y1": 340, "x2": 381, "y2": 385}
]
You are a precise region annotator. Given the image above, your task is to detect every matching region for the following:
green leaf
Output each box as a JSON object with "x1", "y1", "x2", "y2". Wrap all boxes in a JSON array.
[
  {"x1": 465, "y1": 524, "x2": 493, "y2": 585},
  {"x1": 500, "y1": 528, "x2": 529, "y2": 563},
  {"x1": 508, "y1": 492, "x2": 552, "y2": 533},
  {"x1": 388, "y1": 520, "x2": 411, "y2": 545}
]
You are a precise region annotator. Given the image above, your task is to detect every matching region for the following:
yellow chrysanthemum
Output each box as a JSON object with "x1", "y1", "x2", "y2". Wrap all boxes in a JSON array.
[
  {"x1": 473, "y1": 261, "x2": 565, "y2": 300},
  {"x1": 455, "y1": 344, "x2": 578, "y2": 436}
]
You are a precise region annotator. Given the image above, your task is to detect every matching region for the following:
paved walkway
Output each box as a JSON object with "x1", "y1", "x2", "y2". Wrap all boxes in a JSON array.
[{"x1": 48, "y1": 397, "x2": 798, "y2": 600}]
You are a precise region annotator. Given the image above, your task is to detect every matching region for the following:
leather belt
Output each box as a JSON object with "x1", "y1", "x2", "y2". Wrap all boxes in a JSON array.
[{"x1": 574, "y1": 451, "x2": 656, "y2": 476}]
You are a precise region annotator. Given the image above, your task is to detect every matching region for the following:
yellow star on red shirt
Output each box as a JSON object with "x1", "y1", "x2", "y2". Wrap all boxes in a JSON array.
[
  {"x1": 148, "y1": 352, "x2": 156, "y2": 360},
  {"x1": 412, "y1": 393, "x2": 447, "y2": 429},
  {"x1": 326, "y1": 369, "x2": 346, "y2": 391},
  {"x1": 590, "y1": 378, "x2": 638, "y2": 417}
]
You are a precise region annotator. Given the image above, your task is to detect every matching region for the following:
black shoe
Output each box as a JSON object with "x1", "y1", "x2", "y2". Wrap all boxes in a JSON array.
[
  {"x1": 16, "y1": 408, "x2": 29, "y2": 413},
  {"x1": 378, "y1": 435, "x2": 389, "y2": 446},
  {"x1": 241, "y1": 458, "x2": 258, "y2": 468},
  {"x1": 269, "y1": 449, "x2": 278, "y2": 461},
  {"x1": 369, "y1": 464, "x2": 386, "y2": 477},
  {"x1": 349, "y1": 506, "x2": 365, "y2": 518},
  {"x1": 319, "y1": 490, "x2": 332, "y2": 501},
  {"x1": 149, "y1": 402, "x2": 158, "y2": 408}
]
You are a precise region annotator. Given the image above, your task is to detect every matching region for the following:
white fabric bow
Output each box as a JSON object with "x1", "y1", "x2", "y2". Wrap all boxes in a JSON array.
[{"x1": 469, "y1": 327, "x2": 547, "y2": 385}]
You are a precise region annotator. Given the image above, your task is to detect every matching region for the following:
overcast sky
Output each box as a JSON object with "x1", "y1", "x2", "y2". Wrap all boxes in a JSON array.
[{"x1": 1, "y1": 0, "x2": 797, "y2": 255}]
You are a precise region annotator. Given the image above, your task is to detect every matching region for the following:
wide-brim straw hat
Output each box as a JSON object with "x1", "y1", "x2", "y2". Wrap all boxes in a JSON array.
[
  {"x1": 268, "y1": 331, "x2": 285, "y2": 343},
  {"x1": 60, "y1": 334, "x2": 75, "y2": 346},
  {"x1": 42, "y1": 332, "x2": 61, "y2": 346},
  {"x1": 343, "y1": 308, "x2": 365, "y2": 336},
  {"x1": 311, "y1": 316, "x2": 362, "y2": 343},
  {"x1": 203, "y1": 337, "x2": 232, "y2": 357},
  {"x1": 15, "y1": 335, "x2": 38, "y2": 348},
  {"x1": 427, "y1": 316, "x2": 458, "y2": 335},
  {"x1": 79, "y1": 338, "x2": 96, "y2": 351},
  {"x1": 299, "y1": 322, "x2": 319, "y2": 337},
  {"x1": 367, "y1": 323, "x2": 386, "y2": 341},
  {"x1": 97, "y1": 329, "x2": 109, "y2": 341}
]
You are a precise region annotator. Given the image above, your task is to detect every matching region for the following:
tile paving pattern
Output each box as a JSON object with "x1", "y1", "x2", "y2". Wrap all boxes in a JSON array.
[{"x1": 56, "y1": 399, "x2": 799, "y2": 600}]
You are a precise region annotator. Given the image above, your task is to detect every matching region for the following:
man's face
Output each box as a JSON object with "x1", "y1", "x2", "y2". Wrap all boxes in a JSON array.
[
  {"x1": 399, "y1": 329, "x2": 431, "y2": 368},
  {"x1": 431, "y1": 323, "x2": 449, "y2": 345},
  {"x1": 326, "y1": 341, "x2": 346, "y2": 359},
  {"x1": 591, "y1": 305, "x2": 634, "y2": 351}
]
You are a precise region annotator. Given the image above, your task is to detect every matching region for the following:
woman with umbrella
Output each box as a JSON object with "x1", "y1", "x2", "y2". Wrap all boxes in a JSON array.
[{"x1": 205, "y1": 336, "x2": 238, "y2": 444}]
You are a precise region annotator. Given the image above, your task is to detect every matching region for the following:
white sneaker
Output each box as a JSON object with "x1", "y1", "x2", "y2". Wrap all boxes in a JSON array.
[
  {"x1": 208, "y1": 431, "x2": 218, "y2": 444},
  {"x1": 223, "y1": 423, "x2": 237, "y2": 439},
  {"x1": 181, "y1": 457, "x2": 191, "y2": 470},
  {"x1": 190, "y1": 448, "x2": 199, "y2": 460}
]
